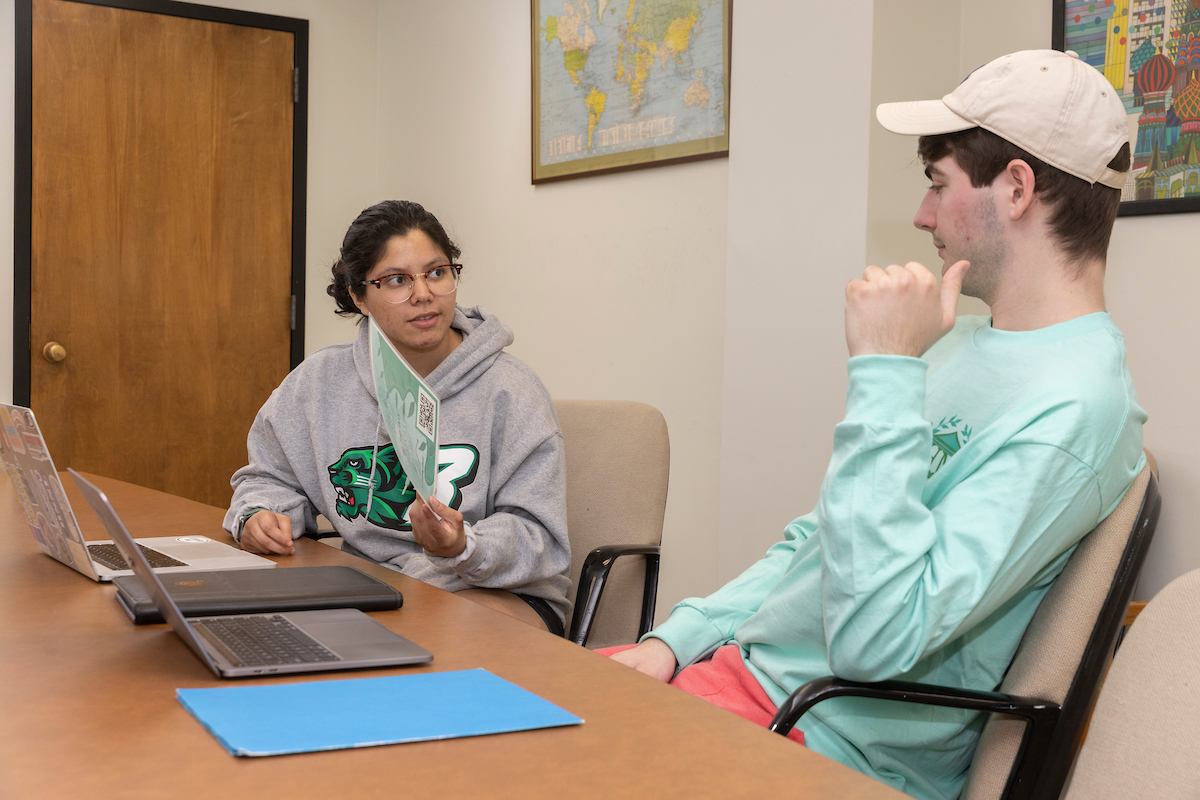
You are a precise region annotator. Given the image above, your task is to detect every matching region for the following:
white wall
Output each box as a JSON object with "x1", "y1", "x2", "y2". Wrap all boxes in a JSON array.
[
  {"x1": 1107, "y1": 218, "x2": 1200, "y2": 599},
  {"x1": 866, "y1": 0, "x2": 961, "y2": 275},
  {"x1": 959, "y1": 0, "x2": 1052, "y2": 74},
  {"x1": 717, "y1": 1, "x2": 875, "y2": 581},
  {"x1": 373, "y1": 1, "x2": 729, "y2": 612}
]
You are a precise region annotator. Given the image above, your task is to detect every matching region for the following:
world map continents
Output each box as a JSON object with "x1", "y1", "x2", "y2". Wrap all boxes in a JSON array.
[{"x1": 534, "y1": 0, "x2": 729, "y2": 181}]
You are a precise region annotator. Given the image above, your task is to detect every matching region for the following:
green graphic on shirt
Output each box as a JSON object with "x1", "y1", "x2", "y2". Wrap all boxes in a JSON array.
[
  {"x1": 327, "y1": 443, "x2": 479, "y2": 531},
  {"x1": 929, "y1": 416, "x2": 971, "y2": 479}
]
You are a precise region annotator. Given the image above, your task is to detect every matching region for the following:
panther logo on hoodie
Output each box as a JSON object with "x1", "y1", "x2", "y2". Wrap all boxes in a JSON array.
[{"x1": 328, "y1": 443, "x2": 479, "y2": 530}]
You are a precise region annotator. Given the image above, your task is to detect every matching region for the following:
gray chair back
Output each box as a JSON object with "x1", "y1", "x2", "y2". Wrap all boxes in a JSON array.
[
  {"x1": 1061, "y1": 568, "x2": 1200, "y2": 800},
  {"x1": 962, "y1": 455, "x2": 1158, "y2": 799},
  {"x1": 554, "y1": 400, "x2": 669, "y2": 649}
]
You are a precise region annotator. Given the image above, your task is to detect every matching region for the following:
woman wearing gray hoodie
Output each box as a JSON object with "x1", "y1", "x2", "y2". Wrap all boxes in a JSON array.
[{"x1": 223, "y1": 201, "x2": 570, "y2": 632}]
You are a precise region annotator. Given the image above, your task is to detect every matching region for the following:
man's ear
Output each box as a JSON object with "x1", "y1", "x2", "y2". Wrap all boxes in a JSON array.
[{"x1": 998, "y1": 159, "x2": 1037, "y2": 221}]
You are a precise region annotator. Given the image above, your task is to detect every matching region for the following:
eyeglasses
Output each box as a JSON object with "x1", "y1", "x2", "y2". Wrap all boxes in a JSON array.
[{"x1": 362, "y1": 265, "x2": 462, "y2": 304}]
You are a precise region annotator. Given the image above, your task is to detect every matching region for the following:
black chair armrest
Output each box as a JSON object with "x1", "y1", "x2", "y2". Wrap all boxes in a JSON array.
[
  {"x1": 770, "y1": 677, "x2": 1061, "y2": 799},
  {"x1": 568, "y1": 544, "x2": 661, "y2": 647},
  {"x1": 302, "y1": 515, "x2": 338, "y2": 541},
  {"x1": 770, "y1": 676, "x2": 1060, "y2": 734}
]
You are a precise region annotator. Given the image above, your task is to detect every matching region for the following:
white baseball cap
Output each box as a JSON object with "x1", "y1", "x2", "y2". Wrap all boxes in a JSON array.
[{"x1": 876, "y1": 49, "x2": 1129, "y2": 189}]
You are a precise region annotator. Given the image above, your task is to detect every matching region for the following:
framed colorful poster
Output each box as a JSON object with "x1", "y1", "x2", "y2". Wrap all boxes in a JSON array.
[
  {"x1": 1054, "y1": 0, "x2": 1200, "y2": 215},
  {"x1": 531, "y1": 0, "x2": 731, "y2": 184}
]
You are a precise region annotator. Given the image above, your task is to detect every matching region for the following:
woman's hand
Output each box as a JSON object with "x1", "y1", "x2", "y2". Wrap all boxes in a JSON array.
[
  {"x1": 239, "y1": 510, "x2": 296, "y2": 555},
  {"x1": 409, "y1": 494, "x2": 467, "y2": 558}
]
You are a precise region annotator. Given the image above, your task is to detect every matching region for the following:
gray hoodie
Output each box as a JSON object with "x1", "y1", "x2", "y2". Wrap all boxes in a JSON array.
[{"x1": 224, "y1": 305, "x2": 570, "y2": 620}]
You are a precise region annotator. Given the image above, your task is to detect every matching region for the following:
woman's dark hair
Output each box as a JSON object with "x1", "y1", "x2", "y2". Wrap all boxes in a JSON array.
[
  {"x1": 327, "y1": 200, "x2": 461, "y2": 316},
  {"x1": 917, "y1": 129, "x2": 1130, "y2": 269}
]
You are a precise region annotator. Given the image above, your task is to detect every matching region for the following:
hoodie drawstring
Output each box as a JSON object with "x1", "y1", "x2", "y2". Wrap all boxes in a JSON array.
[{"x1": 365, "y1": 417, "x2": 381, "y2": 518}]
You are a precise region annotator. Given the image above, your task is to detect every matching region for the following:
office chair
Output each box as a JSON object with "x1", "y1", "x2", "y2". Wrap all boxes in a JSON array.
[
  {"x1": 770, "y1": 455, "x2": 1161, "y2": 800},
  {"x1": 1061, "y1": 566, "x2": 1200, "y2": 799},
  {"x1": 308, "y1": 399, "x2": 669, "y2": 645},
  {"x1": 554, "y1": 399, "x2": 669, "y2": 649}
]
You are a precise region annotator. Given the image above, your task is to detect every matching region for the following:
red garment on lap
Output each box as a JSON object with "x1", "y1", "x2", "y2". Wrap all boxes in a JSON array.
[{"x1": 598, "y1": 643, "x2": 805, "y2": 745}]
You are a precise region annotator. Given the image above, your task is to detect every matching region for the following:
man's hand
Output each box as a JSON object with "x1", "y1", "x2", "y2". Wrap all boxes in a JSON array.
[
  {"x1": 409, "y1": 493, "x2": 467, "y2": 558},
  {"x1": 845, "y1": 259, "x2": 970, "y2": 358},
  {"x1": 609, "y1": 637, "x2": 678, "y2": 682},
  {"x1": 239, "y1": 510, "x2": 295, "y2": 555}
]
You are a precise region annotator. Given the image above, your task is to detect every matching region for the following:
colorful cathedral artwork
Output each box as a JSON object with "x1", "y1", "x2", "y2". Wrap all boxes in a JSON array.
[{"x1": 1055, "y1": 0, "x2": 1200, "y2": 214}]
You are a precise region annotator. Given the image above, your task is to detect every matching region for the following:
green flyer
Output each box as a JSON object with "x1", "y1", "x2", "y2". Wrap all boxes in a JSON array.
[{"x1": 368, "y1": 317, "x2": 440, "y2": 500}]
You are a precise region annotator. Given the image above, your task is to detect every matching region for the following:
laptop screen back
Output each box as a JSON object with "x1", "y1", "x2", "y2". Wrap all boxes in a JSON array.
[
  {"x1": 0, "y1": 406, "x2": 100, "y2": 579},
  {"x1": 68, "y1": 469, "x2": 223, "y2": 675}
]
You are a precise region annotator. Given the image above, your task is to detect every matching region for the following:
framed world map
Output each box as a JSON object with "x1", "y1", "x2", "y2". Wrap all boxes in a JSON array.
[{"x1": 531, "y1": 0, "x2": 731, "y2": 184}]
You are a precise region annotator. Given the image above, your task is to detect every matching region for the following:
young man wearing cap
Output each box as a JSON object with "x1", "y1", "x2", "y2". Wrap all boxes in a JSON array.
[{"x1": 605, "y1": 50, "x2": 1147, "y2": 800}]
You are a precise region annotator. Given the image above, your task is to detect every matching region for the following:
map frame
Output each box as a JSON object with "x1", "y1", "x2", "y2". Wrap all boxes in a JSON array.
[{"x1": 531, "y1": 0, "x2": 732, "y2": 184}]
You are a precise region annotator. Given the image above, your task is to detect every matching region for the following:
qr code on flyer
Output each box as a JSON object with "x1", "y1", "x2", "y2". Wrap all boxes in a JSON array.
[{"x1": 416, "y1": 388, "x2": 436, "y2": 440}]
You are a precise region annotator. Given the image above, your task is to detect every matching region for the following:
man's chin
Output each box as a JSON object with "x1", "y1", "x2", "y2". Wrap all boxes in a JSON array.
[
  {"x1": 935, "y1": 247, "x2": 950, "y2": 272},
  {"x1": 958, "y1": 275, "x2": 991, "y2": 303}
]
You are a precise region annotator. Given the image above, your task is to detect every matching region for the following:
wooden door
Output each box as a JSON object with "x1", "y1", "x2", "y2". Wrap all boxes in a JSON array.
[{"x1": 20, "y1": 0, "x2": 306, "y2": 508}]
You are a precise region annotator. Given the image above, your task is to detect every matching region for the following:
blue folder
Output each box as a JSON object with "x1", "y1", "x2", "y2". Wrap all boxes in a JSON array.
[{"x1": 176, "y1": 668, "x2": 583, "y2": 757}]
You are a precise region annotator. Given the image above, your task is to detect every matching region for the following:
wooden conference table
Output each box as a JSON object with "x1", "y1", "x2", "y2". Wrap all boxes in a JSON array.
[{"x1": 0, "y1": 473, "x2": 903, "y2": 799}]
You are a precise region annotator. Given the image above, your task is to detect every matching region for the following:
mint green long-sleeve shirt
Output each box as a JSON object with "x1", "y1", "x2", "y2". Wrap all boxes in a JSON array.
[{"x1": 650, "y1": 313, "x2": 1146, "y2": 800}]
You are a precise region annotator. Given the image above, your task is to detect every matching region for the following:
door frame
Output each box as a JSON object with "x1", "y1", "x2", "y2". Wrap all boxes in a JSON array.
[{"x1": 12, "y1": 0, "x2": 309, "y2": 404}]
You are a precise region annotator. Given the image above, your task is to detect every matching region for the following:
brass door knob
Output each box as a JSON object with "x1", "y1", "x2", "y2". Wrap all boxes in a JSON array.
[{"x1": 43, "y1": 342, "x2": 66, "y2": 363}]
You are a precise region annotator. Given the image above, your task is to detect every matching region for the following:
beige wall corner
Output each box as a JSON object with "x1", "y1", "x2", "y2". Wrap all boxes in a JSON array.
[
  {"x1": 717, "y1": 0, "x2": 875, "y2": 583},
  {"x1": 374, "y1": 0, "x2": 730, "y2": 616}
]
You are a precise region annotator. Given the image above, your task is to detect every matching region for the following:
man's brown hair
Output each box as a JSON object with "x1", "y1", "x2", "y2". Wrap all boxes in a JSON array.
[{"x1": 917, "y1": 128, "x2": 1130, "y2": 269}]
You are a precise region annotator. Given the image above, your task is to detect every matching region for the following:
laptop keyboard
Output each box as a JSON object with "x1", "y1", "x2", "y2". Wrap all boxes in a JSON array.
[
  {"x1": 88, "y1": 543, "x2": 187, "y2": 570},
  {"x1": 193, "y1": 615, "x2": 341, "y2": 667}
]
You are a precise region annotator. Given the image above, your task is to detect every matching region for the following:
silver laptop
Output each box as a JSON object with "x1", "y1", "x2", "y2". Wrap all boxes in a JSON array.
[
  {"x1": 0, "y1": 404, "x2": 275, "y2": 581},
  {"x1": 70, "y1": 469, "x2": 434, "y2": 678}
]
